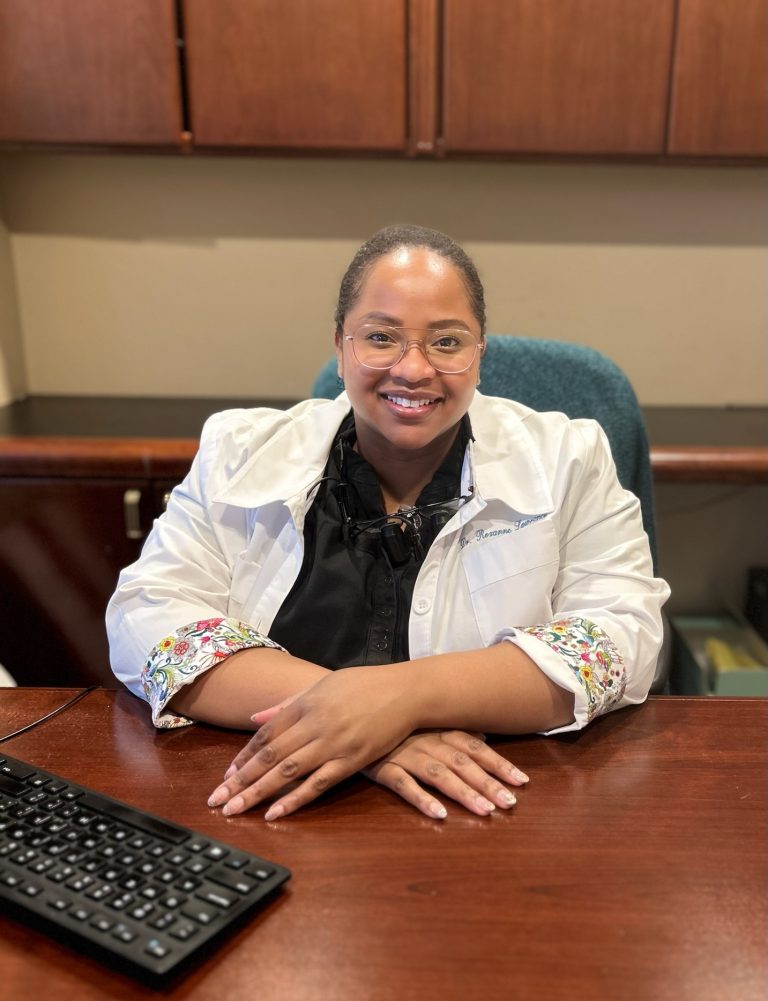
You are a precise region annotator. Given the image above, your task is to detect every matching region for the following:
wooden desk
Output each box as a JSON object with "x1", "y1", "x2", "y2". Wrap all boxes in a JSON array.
[{"x1": 1, "y1": 689, "x2": 765, "y2": 1001}]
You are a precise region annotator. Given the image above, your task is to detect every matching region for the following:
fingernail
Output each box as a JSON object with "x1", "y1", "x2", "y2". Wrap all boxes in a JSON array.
[
  {"x1": 509, "y1": 766, "x2": 529, "y2": 784},
  {"x1": 476, "y1": 796, "x2": 496, "y2": 813},
  {"x1": 208, "y1": 786, "x2": 228, "y2": 808},
  {"x1": 264, "y1": 803, "x2": 285, "y2": 822},
  {"x1": 499, "y1": 790, "x2": 517, "y2": 807},
  {"x1": 222, "y1": 795, "x2": 244, "y2": 816},
  {"x1": 430, "y1": 802, "x2": 447, "y2": 819},
  {"x1": 223, "y1": 763, "x2": 237, "y2": 780}
]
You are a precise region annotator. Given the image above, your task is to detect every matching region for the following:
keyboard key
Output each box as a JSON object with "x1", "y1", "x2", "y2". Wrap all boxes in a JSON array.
[
  {"x1": 111, "y1": 923, "x2": 137, "y2": 944},
  {"x1": 175, "y1": 876, "x2": 201, "y2": 893},
  {"x1": 245, "y1": 866, "x2": 275, "y2": 881},
  {"x1": 169, "y1": 921, "x2": 198, "y2": 941},
  {"x1": 181, "y1": 902, "x2": 220, "y2": 925},
  {"x1": 203, "y1": 845, "x2": 228, "y2": 861},
  {"x1": 145, "y1": 939, "x2": 171, "y2": 959},
  {"x1": 90, "y1": 915, "x2": 114, "y2": 933},
  {"x1": 69, "y1": 905, "x2": 92, "y2": 921},
  {"x1": 47, "y1": 896, "x2": 69, "y2": 911},
  {"x1": 185, "y1": 860, "x2": 210, "y2": 875},
  {"x1": 1, "y1": 762, "x2": 34, "y2": 781},
  {"x1": 208, "y1": 866, "x2": 257, "y2": 895},
  {"x1": 196, "y1": 887, "x2": 236, "y2": 909},
  {"x1": 149, "y1": 911, "x2": 176, "y2": 931}
]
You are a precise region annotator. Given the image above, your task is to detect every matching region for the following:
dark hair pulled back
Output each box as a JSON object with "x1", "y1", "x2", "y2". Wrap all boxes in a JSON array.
[{"x1": 334, "y1": 224, "x2": 486, "y2": 334}]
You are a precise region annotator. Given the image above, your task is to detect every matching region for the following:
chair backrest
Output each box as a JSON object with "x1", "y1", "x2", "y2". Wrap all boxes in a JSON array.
[{"x1": 311, "y1": 334, "x2": 657, "y2": 569}]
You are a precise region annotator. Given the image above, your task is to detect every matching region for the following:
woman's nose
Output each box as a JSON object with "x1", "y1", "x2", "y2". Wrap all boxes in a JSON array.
[{"x1": 389, "y1": 340, "x2": 436, "y2": 380}]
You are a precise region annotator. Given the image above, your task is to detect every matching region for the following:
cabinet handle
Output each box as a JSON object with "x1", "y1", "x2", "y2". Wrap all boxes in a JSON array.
[{"x1": 123, "y1": 489, "x2": 144, "y2": 540}]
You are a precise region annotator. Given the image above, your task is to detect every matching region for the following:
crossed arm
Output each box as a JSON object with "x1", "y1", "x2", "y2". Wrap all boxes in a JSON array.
[{"x1": 168, "y1": 644, "x2": 574, "y2": 821}]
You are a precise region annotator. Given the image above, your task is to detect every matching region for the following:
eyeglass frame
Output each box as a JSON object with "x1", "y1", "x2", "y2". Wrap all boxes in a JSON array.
[{"x1": 343, "y1": 324, "x2": 486, "y2": 374}]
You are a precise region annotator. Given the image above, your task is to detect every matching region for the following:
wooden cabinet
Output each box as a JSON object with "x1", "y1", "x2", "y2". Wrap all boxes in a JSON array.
[
  {"x1": 0, "y1": 0, "x2": 183, "y2": 146},
  {"x1": 0, "y1": 0, "x2": 765, "y2": 159},
  {"x1": 183, "y1": 0, "x2": 407, "y2": 150},
  {"x1": 0, "y1": 475, "x2": 175, "y2": 688},
  {"x1": 668, "y1": 0, "x2": 768, "y2": 156},
  {"x1": 440, "y1": 0, "x2": 676, "y2": 155}
]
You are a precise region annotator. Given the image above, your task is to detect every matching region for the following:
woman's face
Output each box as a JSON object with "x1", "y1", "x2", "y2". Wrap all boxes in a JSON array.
[{"x1": 335, "y1": 247, "x2": 483, "y2": 461}]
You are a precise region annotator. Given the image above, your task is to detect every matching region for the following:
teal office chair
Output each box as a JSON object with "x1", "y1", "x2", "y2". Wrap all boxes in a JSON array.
[{"x1": 313, "y1": 334, "x2": 669, "y2": 693}]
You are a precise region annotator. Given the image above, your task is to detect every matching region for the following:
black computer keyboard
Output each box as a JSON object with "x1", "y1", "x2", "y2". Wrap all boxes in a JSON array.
[{"x1": 0, "y1": 753, "x2": 290, "y2": 984}]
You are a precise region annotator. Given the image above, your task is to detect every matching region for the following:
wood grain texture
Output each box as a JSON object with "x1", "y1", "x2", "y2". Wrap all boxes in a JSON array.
[
  {"x1": 183, "y1": 0, "x2": 407, "y2": 150},
  {"x1": 441, "y1": 0, "x2": 676, "y2": 154},
  {"x1": 2, "y1": 437, "x2": 766, "y2": 484},
  {"x1": 669, "y1": 0, "x2": 768, "y2": 155},
  {"x1": 0, "y1": 0, "x2": 183, "y2": 145},
  {"x1": 0, "y1": 690, "x2": 765, "y2": 1000},
  {"x1": 407, "y1": 0, "x2": 440, "y2": 155}
]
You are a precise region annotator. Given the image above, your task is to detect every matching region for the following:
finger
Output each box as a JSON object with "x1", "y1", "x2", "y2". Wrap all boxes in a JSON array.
[
  {"x1": 263, "y1": 759, "x2": 357, "y2": 821},
  {"x1": 216, "y1": 738, "x2": 325, "y2": 815},
  {"x1": 413, "y1": 756, "x2": 500, "y2": 816},
  {"x1": 432, "y1": 751, "x2": 517, "y2": 811},
  {"x1": 443, "y1": 732, "x2": 530, "y2": 786},
  {"x1": 250, "y1": 692, "x2": 300, "y2": 725},
  {"x1": 365, "y1": 761, "x2": 447, "y2": 820},
  {"x1": 226, "y1": 699, "x2": 305, "y2": 775},
  {"x1": 211, "y1": 719, "x2": 317, "y2": 808}
]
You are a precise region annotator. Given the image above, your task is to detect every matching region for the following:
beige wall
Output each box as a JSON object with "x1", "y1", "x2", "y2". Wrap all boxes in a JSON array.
[
  {"x1": 0, "y1": 189, "x2": 25, "y2": 406},
  {"x1": 0, "y1": 153, "x2": 766, "y2": 405}
]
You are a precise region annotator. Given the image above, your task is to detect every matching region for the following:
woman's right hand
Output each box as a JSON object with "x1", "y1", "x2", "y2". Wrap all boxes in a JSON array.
[{"x1": 363, "y1": 730, "x2": 529, "y2": 819}]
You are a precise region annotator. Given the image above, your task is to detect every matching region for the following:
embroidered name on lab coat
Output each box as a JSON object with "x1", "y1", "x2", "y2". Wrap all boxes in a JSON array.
[{"x1": 459, "y1": 514, "x2": 546, "y2": 550}]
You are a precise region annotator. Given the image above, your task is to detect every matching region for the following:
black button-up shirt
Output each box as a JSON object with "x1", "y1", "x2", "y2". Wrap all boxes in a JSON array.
[{"x1": 268, "y1": 413, "x2": 470, "y2": 668}]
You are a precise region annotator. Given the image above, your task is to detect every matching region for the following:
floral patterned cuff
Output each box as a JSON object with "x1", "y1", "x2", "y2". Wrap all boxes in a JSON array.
[
  {"x1": 518, "y1": 616, "x2": 626, "y2": 724},
  {"x1": 141, "y1": 617, "x2": 285, "y2": 729}
]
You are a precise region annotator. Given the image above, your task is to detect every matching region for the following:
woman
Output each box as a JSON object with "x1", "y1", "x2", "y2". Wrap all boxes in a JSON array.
[{"x1": 107, "y1": 224, "x2": 669, "y2": 822}]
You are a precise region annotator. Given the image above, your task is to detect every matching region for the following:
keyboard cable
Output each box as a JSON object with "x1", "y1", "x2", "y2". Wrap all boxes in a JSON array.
[{"x1": 0, "y1": 685, "x2": 99, "y2": 744}]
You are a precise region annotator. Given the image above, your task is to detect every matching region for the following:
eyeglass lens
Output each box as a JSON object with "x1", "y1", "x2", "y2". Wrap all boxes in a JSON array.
[{"x1": 349, "y1": 325, "x2": 480, "y2": 373}]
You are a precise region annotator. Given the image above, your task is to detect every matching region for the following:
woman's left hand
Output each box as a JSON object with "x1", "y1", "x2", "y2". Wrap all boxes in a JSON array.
[
  {"x1": 207, "y1": 666, "x2": 418, "y2": 820},
  {"x1": 364, "y1": 730, "x2": 529, "y2": 818}
]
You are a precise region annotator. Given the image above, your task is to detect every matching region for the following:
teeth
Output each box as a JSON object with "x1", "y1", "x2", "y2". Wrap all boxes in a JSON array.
[{"x1": 386, "y1": 395, "x2": 434, "y2": 408}]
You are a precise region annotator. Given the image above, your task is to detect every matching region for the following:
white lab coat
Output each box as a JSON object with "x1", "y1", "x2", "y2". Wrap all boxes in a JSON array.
[{"x1": 107, "y1": 392, "x2": 669, "y2": 734}]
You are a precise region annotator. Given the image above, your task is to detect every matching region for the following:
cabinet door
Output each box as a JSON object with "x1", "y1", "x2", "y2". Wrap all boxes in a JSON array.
[
  {"x1": 182, "y1": 0, "x2": 407, "y2": 150},
  {"x1": 668, "y1": 0, "x2": 768, "y2": 156},
  {"x1": 0, "y1": 478, "x2": 153, "y2": 687},
  {"x1": 441, "y1": 0, "x2": 675, "y2": 154},
  {"x1": 0, "y1": 0, "x2": 183, "y2": 145}
]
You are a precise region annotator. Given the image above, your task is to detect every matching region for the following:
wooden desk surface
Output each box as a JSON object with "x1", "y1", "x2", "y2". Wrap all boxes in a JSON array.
[{"x1": 1, "y1": 690, "x2": 766, "y2": 1001}]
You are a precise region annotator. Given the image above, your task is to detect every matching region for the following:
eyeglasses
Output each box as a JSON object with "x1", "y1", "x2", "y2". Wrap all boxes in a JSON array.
[{"x1": 344, "y1": 324, "x2": 484, "y2": 374}]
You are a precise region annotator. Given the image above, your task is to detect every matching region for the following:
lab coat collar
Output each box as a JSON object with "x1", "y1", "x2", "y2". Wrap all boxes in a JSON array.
[
  {"x1": 212, "y1": 392, "x2": 554, "y2": 518},
  {"x1": 211, "y1": 395, "x2": 352, "y2": 508},
  {"x1": 466, "y1": 393, "x2": 555, "y2": 517}
]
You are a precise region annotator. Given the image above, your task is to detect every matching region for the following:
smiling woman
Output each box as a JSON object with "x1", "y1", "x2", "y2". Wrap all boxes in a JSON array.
[{"x1": 107, "y1": 224, "x2": 669, "y2": 823}]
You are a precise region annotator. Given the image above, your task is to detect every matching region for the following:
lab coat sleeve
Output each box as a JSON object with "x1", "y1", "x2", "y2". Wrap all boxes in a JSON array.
[
  {"x1": 106, "y1": 412, "x2": 284, "y2": 728},
  {"x1": 496, "y1": 419, "x2": 669, "y2": 734}
]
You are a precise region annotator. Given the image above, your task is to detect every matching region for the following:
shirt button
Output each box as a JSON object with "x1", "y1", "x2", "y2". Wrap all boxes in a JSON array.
[
  {"x1": 413, "y1": 598, "x2": 431, "y2": 615},
  {"x1": 379, "y1": 608, "x2": 393, "y2": 618},
  {"x1": 383, "y1": 577, "x2": 393, "y2": 585},
  {"x1": 374, "y1": 640, "x2": 388, "y2": 651}
]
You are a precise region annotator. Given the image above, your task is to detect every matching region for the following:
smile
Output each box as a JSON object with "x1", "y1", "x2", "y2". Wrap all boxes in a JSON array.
[{"x1": 382, "y1": 394, "x2": 439, "y2": 409}]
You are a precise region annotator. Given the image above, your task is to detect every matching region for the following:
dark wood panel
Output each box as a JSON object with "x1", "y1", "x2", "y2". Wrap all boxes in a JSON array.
[
  {"x1": 0, "y1": 437, "x2": 196, "y2": 478},
  {"x1": 441, "y1": 0, "x2": 676, "y2": 154},
  {"x1": 183, "y1": 0, "x2": 407, "y2": 150},
  {"x1": 0, "y1": 0, "x2": 183, "y2": 145},
  {"x1": 0, "y1": 691, "x2": 765, "y2": 1001},
  {"x1": 651, "y1": 446, "x2": 768, "y2": 483},
  {"x1": 669, "y1": 0, "x2": 768, "y2": 156},
  {"x1": 0, "y1": 479, "x2": 150, "y2": 686}
]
